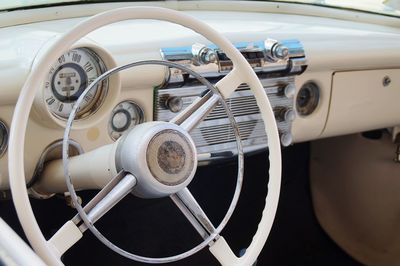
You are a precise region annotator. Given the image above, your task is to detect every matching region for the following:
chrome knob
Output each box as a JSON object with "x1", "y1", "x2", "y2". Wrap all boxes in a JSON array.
[
  {"x1": 274, "y1": 107, "x2": 296, "y2": 122},
  {"x1": 200, "y1": 49, "x2": 217, "y2": 64},
  {"x1": 192, "y1": 43, "x2": 217, "y2": 65},
  {"x1": 283, "y1": 83, "x2": 296, "y2": 98},
  {"x1": 272, "y1": 44, "x2": 289, "y2": 60},
  {"x1": 166, "y1": 96, "x2": 183, "y2": 113},
  {"x1": 284, "y1": 108, "x2": 296, "y2": 122},
  {"x1": 280, "y1": 132, "x2": 293, "y2": 147}
]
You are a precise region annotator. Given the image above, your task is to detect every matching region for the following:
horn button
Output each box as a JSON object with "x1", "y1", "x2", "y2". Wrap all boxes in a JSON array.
[
  {"x1": 116, "y1": 122, "x2": 198, "y2": 198},
  {"x1": 147, "y1": 129, "x2": 195, "y2": 186}
]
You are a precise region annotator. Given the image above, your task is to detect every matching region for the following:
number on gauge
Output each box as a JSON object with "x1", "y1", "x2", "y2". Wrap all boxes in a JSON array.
[{"x1": 43, "y1": 48, "x2": 107, "y2": 119}]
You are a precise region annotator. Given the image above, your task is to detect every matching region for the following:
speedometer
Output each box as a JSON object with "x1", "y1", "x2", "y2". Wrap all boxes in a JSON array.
[{"x1": 43, "y1": 48, "x2": 108, "y2": 120}]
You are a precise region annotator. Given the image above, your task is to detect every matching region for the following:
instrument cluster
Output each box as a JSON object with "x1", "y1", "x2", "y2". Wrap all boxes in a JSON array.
[
  {"x1": 43, "y1": 48, "x2": 108, "y2": 120},
  {"x1": 41, "y1": 45, "x2": 145, "y2": 141}
]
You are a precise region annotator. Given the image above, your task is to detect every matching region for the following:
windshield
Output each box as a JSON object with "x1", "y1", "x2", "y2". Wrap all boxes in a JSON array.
[
  {"x1": 1, "y1": 0, "x2": 400, "y2": 18},
  {"x1": 281, "y1": 0, "x2": 400, "y2": 17}
]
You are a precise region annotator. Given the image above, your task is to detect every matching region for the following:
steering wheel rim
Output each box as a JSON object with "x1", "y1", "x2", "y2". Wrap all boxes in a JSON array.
[{"x1": 8, "y1": 6, "x2": 282, "y2": 266}]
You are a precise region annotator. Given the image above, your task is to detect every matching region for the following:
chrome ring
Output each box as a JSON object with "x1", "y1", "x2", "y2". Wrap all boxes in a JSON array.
[{"x1": 0, "y1": 120, "x2": 8, "y2": 158}]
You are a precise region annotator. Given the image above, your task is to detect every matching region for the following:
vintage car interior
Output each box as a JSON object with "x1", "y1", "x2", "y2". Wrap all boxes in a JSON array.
[{"x1": 0, "y1": 1, "x2": 399, "y2": 265}]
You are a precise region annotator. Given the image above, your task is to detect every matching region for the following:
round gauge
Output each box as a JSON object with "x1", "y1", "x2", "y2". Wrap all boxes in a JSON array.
[
  {"x1": 108, "y1": 101, "x2": 144, "y2": 140},
  {"x1": 43, "y1": 48, "x2": 108, "y2": 120},
  {"x1": 0, "y1": 120, "x2": 8, "y2": 158}
]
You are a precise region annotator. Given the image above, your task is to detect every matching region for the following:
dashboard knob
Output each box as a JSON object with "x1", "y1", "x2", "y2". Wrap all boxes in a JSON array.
[
  {"x1": 284, "y1": 108, "x2": 296, "y2": 122},
  {"x1": 166, "y1": 96, "x2": 183, "y2": 113},
  {"x1": 280, "y1": 132, "x2": 293, "y2": 147},
  {"x1": 274, "y1": 107, "x2": 296, "y2": 122},
  {"x1": 283, "y1": 83, "x2": 296, "y2": 98},
  {"x1": 200, "y1": 49, "x2": 217, "y2": 64},
  {"x1": 272, "y1": 44, "x2": 289, "y2": 60},
  {"x1": 192, "y1": 43, "x2": 218, "y2": 65}
]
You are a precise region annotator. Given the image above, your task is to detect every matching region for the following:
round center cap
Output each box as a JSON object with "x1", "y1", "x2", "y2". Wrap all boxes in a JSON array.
[
  {"x1": 146, "y1": 129, "x2": 195, "y2": 186},
  {"x1": 158, "y1": 140, "x2": 185, "y2": 174}
]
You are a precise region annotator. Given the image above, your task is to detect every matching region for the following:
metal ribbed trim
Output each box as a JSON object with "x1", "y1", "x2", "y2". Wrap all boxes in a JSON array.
[{"x1": 154, "y1": 76, "x2": 295, "y2": 157}]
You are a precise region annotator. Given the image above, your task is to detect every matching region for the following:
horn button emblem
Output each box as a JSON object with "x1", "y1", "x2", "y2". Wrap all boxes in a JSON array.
[
  {"x1": 158, "y1": 140, "x2": 185, "y2": 174},
  {"x1": 147, "y1": 129, "x2": 195, "y2": 186}
]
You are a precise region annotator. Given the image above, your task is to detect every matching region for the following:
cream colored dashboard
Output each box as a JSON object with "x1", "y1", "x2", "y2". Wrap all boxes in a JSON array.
[{"x1": 0, "y1": 1, "x2": 400, "y2": 189}]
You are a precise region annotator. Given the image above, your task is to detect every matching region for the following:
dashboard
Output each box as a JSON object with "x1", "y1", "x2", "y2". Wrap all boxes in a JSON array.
[
  {"x1": 0, "y1": 1, "x2": 399, "y2": 190},
  {"x1": 0, "y1": 2, "x2": 399, "y2": 266}
]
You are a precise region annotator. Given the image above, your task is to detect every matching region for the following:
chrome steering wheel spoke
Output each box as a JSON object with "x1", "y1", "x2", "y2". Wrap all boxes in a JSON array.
[
  {"x1": 72, "y1": 171, "x2": 137, "y2": 232},
  {"x1": 170, "y1": 67, "x2": 243, "y2": 133},
  {"x1": 170, "y1": 90, "x2": 220, "y2": 132},
  {"x1": 170, "y1": 187, "x2": 217, "y2": 241},
  {"x1": 48, "y1": 171, "x2": 137, "y2": 258}
]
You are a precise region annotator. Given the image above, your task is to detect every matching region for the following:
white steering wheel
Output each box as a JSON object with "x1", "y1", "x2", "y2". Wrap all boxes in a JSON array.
[{"x1": 8, "y1": 7, "x2": 282, "y2": 266}]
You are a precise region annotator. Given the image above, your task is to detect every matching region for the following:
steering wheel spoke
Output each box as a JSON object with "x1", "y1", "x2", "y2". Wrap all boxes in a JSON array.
[
  {"x1": 215, "y1": 68, "x2": 243, "y2": 98},
  {"x1": 171, "y1": 68, "x2": 243, "y2": 133},
  {"x1": 72, "y1": 171, "x2": 137, "y2": 232},
  {"x1": 48, "y1": 221, "x2": 83, "y2": 259},
  {"x1": 170, "y1": 90, "x2": 220, "y2": 132},
  {"x1": 170, "y1": 188, "x2": 217, "y2": 241},
  {"x1": 209, "y1": 236, "x2": 240, "y2": 265},
  {"x1": 48, "y1": 172, "x2": 137, "y2": 258}
]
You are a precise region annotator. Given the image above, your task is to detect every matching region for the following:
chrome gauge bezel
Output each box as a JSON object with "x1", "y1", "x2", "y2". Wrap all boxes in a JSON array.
[
  {"x1": 43, "y1": 48, "x2": 109, "y2": 121},
  {"x1": 0, "y1": 120, "x2": 8, "y2": 158},
  {"x1": 108, "y1": 100, "x2": 145, "y2": 141}
]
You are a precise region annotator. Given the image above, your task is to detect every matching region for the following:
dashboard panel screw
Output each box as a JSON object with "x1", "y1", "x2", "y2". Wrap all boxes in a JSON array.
[{"x1": 383, "y1": 76, "x2": 391, "y2": 87}]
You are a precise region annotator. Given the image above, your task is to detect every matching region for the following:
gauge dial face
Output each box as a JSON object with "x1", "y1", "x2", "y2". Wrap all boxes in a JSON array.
[
  {"x1": 108, "y1": 101, "x2": 144, "y2": 140},
  {"x1": 43, "y1": 48, "x2": 107, "y2": 119}
]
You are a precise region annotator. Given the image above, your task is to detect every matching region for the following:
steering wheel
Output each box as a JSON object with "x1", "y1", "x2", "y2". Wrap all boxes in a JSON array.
[{"x1": 8, "y1": 7, "x2": 282, "y2": 266}]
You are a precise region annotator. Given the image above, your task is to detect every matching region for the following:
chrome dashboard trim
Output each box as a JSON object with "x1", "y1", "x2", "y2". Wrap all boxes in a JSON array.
[{"x1": 160, "y1": 38, "x2": 306, "y2": 84}]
